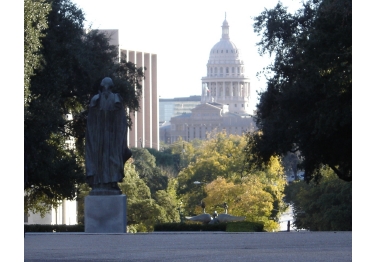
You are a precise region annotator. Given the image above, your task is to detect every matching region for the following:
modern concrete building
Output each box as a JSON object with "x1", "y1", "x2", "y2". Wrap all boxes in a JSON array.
[
  {"x1": 159, "y1": 96, "x2": 201, "y2": 123},
  {"x1": 98, "y1": 29, "x2": 159, "y2": 150},
  {"x1": 120, "y1": 49, "x2": 159, "y2": 150},
  {"x1": 168, "y1": 17, "x2": 256, "y2": 143}
]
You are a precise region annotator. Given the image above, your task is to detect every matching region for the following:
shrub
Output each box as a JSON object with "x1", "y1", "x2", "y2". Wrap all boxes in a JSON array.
[
  {"x1": 226, "y1": 221, "x2": 264, "y2": 232},
  {"x1": 24, "y1": 224, "x2": 84, "y2": 232},
  {"x1": 154, "y1": 222, "x2": 227, "y2": 231}
]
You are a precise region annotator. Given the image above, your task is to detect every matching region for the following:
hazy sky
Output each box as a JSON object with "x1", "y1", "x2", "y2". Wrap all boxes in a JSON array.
[{"x1": 71, "y1": 0, "x2": 303, "y2": 110}]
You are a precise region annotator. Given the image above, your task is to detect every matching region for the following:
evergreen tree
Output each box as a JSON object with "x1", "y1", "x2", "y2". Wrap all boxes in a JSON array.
[
  {"x1": 247, "y1": 0, "x2": 352, "y2": 182},
  {"x1": 24, "y1": 0, "x2": 144, "y2": 215}
]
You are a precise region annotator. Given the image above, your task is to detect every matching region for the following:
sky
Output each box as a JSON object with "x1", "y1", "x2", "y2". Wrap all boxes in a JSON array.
[{"x1": 71, "y1": 0, "x2": 304, "y2": 111}]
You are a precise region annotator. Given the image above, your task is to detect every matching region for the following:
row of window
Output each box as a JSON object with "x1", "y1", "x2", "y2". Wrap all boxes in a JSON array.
[
  {"x1": 212, "y1": 49, "x2": 238, "y2": 53},
  {"x1": 208, "y1": 67, "x2": 243, "y2": 74}
]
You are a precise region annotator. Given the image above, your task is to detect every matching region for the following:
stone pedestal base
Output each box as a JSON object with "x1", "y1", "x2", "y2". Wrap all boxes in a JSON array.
[{"x1": 85, "y1": 194, "x2": 127, "y2": 233}]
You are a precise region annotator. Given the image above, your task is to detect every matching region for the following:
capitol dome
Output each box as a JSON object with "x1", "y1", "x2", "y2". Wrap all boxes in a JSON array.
[
  {"x1": 201, "y1": 16, "x2": 251, "y2": 115},
  {"x1": 208, "y1": 18, "x2": 241, "y2": 62},
  {"x1": 205, "y1": 17, "x2": 245, "y2": 78}
]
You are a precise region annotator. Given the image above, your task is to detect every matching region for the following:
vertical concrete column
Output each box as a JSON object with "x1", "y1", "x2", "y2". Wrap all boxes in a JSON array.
[
  {"x1": 62, "y1": 200, "x2": 66, "y2": 225},
  {"x1": 151, "y1": 54, "x2": 159, "y2": 150},
  {"x1": 144, "y1": 53, "x2": 152, "y2": 148},
  {"x1": 136, "y1": 51, "x2": 144, "y2": 148}
]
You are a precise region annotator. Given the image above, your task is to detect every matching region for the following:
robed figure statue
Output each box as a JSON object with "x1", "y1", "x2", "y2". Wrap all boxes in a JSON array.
[{"x1": 85, "y1": 77, "x2": 132, "y2": 195}]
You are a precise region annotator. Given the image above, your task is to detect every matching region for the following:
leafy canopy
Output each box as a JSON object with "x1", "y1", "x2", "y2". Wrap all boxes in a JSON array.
[
  {"x1": 176, "y1": 132, "x2": 287, "y2": 231},
  {"x1": 24, "y1": 0, "x2": 144, "y2": 214},
  {"x1": 247, "y1": 0, "x2": 352, "y2": 182},
  {"x1": 284, "y1": 165, "x2": 352, "y2": 231}
]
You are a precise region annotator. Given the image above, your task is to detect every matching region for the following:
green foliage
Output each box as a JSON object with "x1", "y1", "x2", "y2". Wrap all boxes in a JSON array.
[
  {"x1": 25, "y1": 224, "x2": 84, "y2": 232},
  {"x1": 284, "y1": 166, "x2": 352, "y2": 231},
  {"x1": 153, "y1": 221, "x2": 264, "y2": 232},
  {"x1": 118, "y1": 161, "x2": 179, "y2": 232},
  {"x1": 154, "y1": 222, "x2": 227, "y2": 232},
  {"x1": 131, "y1": 148, "x2": 168, "y2": 194},
  {"x1": 154, "y1": 189, "x2": 180, "y2": 223},
  {"x1": 226, "y1": 221, "x2": 264, "y2": 232},
  {"x1": 24, "y1": 0, "x2": 144, "y2": 213},
  {"x1": 247, "y1": 0, "x2": 352, "y2": 182},
  {"x1": 176, "y1": 132, "x2": 287, "y2": 231},
  {"x1": 24, "y1": 0, "x2": 51, "y2": 96}
]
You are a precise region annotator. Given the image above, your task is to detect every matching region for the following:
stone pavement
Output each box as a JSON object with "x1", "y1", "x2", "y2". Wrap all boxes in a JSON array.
[{"x1": 24, "y1": 231, "x2": 352, "y2": 261}]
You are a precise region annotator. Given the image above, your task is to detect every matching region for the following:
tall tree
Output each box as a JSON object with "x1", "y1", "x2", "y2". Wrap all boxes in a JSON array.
[
  {"x1": 119, "y1": 161, "x2": 179, "y2": 232},
  {"x1": 24, "y1": 0, "x2": 51, "y2": 100},
  {"x1": 24, "y1": 0, "x2": 144, "y2": 215},
  {"x1": 131, "y1": 148, "x2": 168, "y2": 195},
  {"x1": 247, "y1": 0, "x2": 352, "y2": 182}
]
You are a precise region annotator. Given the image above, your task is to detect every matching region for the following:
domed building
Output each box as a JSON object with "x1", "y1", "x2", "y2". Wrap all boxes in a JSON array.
[
  {"x1": 201, "y1": 17, "x2": 252, "y2": 115},
  {"x1": 166, "y1": 17, "x2": 256, "y2": 143}
]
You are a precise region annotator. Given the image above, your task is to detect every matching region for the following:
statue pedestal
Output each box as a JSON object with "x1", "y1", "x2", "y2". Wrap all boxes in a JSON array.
[{"x1": 84, "y1": 195, "x2": 127, "y2": 233}]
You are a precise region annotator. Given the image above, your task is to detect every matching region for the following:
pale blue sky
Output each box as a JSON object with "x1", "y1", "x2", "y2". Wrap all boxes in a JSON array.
[{"x1": 71, "y1": 0, "x2": 303, "y2": 110}]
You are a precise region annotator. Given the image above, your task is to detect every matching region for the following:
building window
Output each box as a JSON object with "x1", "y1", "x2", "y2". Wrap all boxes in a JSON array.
[
  {"x1": 242, "y1": 104, "x2": 244, "y2": 107},
  {"x1": 235, "y1": 104, "x2": 237, "y2": 107},
  {"x1": 226, "y1": 67, "x2": 229, "y2": 73},
  {"x1": 221, "y1": 50, "x2": 223, "y2": 53},
  {"x1": 226, "y1": 50, "x2": 228, "y2": 53}
]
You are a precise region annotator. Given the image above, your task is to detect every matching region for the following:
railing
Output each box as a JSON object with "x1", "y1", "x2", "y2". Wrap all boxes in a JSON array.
[{"x1": 204, "y1": 74, "x2": 247, "y2": 78}]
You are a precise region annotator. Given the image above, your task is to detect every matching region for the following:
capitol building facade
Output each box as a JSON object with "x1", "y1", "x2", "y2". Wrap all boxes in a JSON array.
[{"x1": 166, "y1": 17, "x2": 256, "y2": 143}]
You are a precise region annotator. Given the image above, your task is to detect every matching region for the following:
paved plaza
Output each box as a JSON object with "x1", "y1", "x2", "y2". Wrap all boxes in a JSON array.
[{"x1": 24, "y1": 231, "x2": 352, "y2": 261}]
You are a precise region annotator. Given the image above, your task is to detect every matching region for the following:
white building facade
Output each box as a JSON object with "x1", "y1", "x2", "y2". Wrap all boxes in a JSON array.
[
  {"x1": 169, "y1": 17, "x2": 256, "y2": 143},
  {"x1": 201, "y1": 18, "x2": 252, "y2": 115}
]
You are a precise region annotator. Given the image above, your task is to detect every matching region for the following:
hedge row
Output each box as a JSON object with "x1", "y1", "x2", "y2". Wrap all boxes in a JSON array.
[
  {"x1": 25, "y1": 224, "x2": 84, "y2": 232},
  {"x1": 154, "y1": 221, "x2": 264, "y2": 232},
  {"x1": 25, "y1": 221, "x2": 264, "y2": 232},
  {"x1": 154, "y1": 222, "x2": 227, "y2": 232}
]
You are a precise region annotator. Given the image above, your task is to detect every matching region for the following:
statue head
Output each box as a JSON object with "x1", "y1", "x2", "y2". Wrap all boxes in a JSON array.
[{"x1": 100, "y1": 77, "x2": 114, "y2": 91}]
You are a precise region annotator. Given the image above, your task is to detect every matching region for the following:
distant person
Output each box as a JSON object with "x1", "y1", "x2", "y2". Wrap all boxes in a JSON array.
[{"x1": 85, "y1": 77, "x2": 132, "y2": 194}]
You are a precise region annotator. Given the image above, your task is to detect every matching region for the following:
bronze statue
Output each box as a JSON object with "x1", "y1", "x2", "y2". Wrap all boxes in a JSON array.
[{"x1": 85, "y1": 77, "x2": 132, "y2": 195}]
